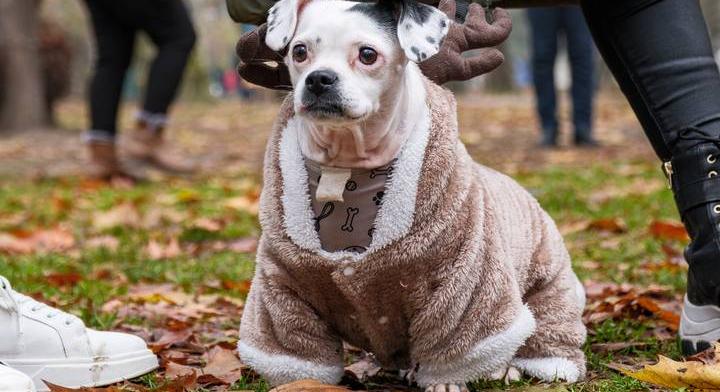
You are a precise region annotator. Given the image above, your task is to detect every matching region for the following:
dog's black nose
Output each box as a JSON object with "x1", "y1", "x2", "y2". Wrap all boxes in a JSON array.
[{"x1": 305, "y1": 70, "x2": 338, "y2": 96}]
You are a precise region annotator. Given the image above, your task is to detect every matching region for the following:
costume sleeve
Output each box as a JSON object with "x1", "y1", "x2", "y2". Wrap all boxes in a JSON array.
[
  {"x1": 510, "y1": 212, "x2": 587, "y2": 382},
  {"x1": 410, "y1": 245, "x2": 538, "y2": 387},
  {"x1": 238, "y1": 248, "x2": 344, "y2": 386},
  {"x1": 226, "y1": 0, "x2": 277, "y2": 24}
]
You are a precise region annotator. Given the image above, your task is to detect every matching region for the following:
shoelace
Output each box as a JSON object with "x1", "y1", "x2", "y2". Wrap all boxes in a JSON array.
[{"x1": 0, "y1": 276, "x2": 78, "y2": 327}]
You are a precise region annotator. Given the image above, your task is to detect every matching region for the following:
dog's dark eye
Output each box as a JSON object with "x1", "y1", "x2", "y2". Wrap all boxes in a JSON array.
[
  {"x1": 359, "y1": 47, "x2": 378, "y2": 65},
  {"x1": 292, "y1": 44, "x2": 308, "y2": 63}
]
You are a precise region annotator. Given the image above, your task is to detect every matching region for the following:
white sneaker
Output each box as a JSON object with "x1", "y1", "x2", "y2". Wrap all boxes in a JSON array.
[
  {"x1": 680, "y1": 294, "x2": 720, "y2": 355},
  {"x1": 0, "y1": 364, "x2": 35, "y2": 392},
  {"x1": 0, "y1": 276, "x2": 158, "y2": 391}
]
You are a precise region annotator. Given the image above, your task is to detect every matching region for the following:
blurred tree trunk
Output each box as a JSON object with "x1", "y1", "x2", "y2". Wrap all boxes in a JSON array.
[
  {"x1": 0, "y1": 0, "x2": 49, "y2": 131},
  {"x1": 484, "y1": 43, "x2": 516, "y2": 92}
]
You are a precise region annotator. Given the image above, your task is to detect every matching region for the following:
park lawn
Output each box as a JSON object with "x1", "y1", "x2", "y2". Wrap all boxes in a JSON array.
[{"x1": 0, "y1": 157, "x2": 688, "y2": 392}]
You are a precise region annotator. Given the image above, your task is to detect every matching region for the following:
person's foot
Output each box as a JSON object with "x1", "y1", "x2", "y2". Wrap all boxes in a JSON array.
[
  {"x1": 87, "y1": 141, "x2": 139, "y2": 184},
  {"x1": 0, "y1": 276, "x2": 158, "y2": 391},
  {"x1": 538, "y1": 131, "x2": 558, "y2": 149},
  {"x1": 679, "y1": 295, "x2": 720, "y2": 355},
  {"x1": 125, "y1": 121, "x2": 197, "y2": 174},
  {"x1": 0, "y1": 364, "x2": 36, "y2": 392},
  {"x1": 574, "y1": 136, "x2": 600, "y2": 148}
]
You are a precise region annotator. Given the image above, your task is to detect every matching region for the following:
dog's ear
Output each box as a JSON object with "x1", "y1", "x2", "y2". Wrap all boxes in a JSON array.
[
  {"x1": 389, "y1": 0, "x2": 450, "y2": 63},
  {"x1": 265, "y1": 0, "x2": 311, "y2": 51}
]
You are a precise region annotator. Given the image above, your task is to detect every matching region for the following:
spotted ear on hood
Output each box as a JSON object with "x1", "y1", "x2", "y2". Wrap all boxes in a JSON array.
[
  {"x1": 265, "y1": 0, "x2": 312, "y2": 51},
  {"x1": 392, "y1": 0, "x2": 450, "y2": 63}
]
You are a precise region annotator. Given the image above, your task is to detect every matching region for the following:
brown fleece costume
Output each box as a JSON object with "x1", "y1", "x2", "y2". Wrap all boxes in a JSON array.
[{"x1": 238, "y1": 79, "x2": 586, "y2": 387}]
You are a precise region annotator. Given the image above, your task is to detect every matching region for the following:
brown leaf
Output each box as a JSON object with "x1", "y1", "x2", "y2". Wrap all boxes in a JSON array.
[
  {"x1": 150, "y1": 329, "x2": 194, "y2": 353},
  {"x1": 225, "y1": 196, "x2": 259, "y2": 216},
  {"x1": 93, "y1": 203, "x2": 140, "y2": 230},
  {"x1": 586, "y1": 218, "x2": 628, "y2": 234},
  {"x1": 46, "y1": 271, "x2": 82, "y2": 288},
  {"x1": 270, "y1": 380, "x2": 350, "y2": 392},
  {"x1": 165, "y1": 361, "x2": 198, "y2": 379},
  {"x1": 635, "y1": 296, "x2": 680, "y2": 331},
  {"x1": 85, "y1": 236, "x2": 120, "y2": 251},
  {"x1": 344, "y1": 357, "x2": 381, "y2": 382},
  {"x1": 201, "y1": 346, "x2": 245, "y2": 385},
  {"x1": 0, "y1": 228, "x2": 75, "y2": 255},
  {"x1": 146, "y1": 238, "x2": 182, "y2": 260},
  {"x1": 649, "y1": 220, "x2": 689, "y2": 242}
]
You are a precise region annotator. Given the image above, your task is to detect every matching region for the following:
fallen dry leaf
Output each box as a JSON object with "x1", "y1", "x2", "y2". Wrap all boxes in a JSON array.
[
  {"x1": 345, "y1": 356, "x2": 381, "y2": 382},
  {"x1": 649, "y1": 220, "x2": 689, "y2": 242},
  {"x1": 586, "y1": 218, "x2": 628, "y2": 234},
  {"x1": 620, "y1": 343, "x2": 720, "y2": 389},
  {"x1": 93, "y1": 203, "x2": 141, "y2": 230},
  {"x1": 85, "y1": 235, "x2": 120, "y2": 251},
  {"x1": 46, "y1": 271, "x2": 83, "y2": 288},
  {"x1": 200, "y1": 346, "x2": 245, "y2": 385},
  {"x1": 225, "y1": 196, "x2": 259, "y2": 216},
  {"x1": 146, "y1": 238, "x2": 183, "y2": 260},
  {"x1": 0, "y1": 228, "x2": 75, "y2": 254},
  {"x1": 271, "y1": 380, "x2": 350, "y2": 392}
]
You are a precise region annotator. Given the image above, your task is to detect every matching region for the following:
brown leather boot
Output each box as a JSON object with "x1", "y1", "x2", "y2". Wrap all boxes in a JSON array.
[
  {"x1": 125, "y1": 121, "x2": 197, "y2": 174},
  {"x1": 87, "y1": 141, "x2": 138, "y2": 183}
]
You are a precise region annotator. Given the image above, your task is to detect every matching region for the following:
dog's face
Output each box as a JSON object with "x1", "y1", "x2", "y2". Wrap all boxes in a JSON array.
[{"x1": 266, "y1": 0, "x2": 449, "y2": 124}]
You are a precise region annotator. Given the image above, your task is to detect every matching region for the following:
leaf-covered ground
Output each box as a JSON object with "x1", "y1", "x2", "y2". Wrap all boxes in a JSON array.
[{"x1": 0, "y1": 92, "x2": 689, "y2": 391}]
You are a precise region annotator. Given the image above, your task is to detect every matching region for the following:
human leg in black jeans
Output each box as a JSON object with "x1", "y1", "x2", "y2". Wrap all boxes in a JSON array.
[
  {"x1": 84, "y1": 0, "x2": 196, "y2": 177},
  {"x1": 580, "y1": 0, "x2": 720, "y2": 354},
  {"x1": 528, "y1": 7, "x2": 561, "y2": 145}
]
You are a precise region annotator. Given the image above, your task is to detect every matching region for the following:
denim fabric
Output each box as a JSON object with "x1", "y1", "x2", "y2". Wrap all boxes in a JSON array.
[{"x1": 528, "y1": 6, "x2": 596, "y2": 142}]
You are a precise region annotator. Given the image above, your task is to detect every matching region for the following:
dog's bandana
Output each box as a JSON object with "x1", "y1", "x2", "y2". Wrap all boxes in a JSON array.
[{"x1": 306, "y1": 159, "x2": 395, "y2": 253}]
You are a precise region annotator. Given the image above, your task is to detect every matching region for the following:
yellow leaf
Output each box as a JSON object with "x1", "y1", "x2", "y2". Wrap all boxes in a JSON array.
[{"x1": 620, "y1": 344, "x2": 720, "y2": 390}]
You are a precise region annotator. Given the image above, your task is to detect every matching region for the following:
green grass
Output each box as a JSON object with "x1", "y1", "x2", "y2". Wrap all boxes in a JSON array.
[{"x1": 0, "y1": 159, "x2": 689, "y2": 391}]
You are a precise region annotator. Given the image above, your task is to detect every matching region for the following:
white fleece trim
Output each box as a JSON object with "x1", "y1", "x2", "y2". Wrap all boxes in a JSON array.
[
  {"x1": 415, "y1": 304, "x2": 537, "y2": 387},
  {"x1": 278, "y1": 78, "x2": 431, "y2": 262},
  {"x1": 237, "y1": 341, "x2": 344, "y2": 386},
  {"x1": 511, "y1": 357, "x2": 581, "y2": 383}
]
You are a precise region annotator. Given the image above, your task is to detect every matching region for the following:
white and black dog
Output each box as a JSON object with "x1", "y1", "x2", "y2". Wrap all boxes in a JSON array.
[
  {"x1": 266, "y1": 0, "x2": 447, "y2": 169},
  {"x1": 237, "y1": 1, "x2": 586, "y2": 391}
]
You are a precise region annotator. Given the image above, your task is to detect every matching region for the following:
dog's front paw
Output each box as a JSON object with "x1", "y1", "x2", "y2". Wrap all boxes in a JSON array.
[
  {"x1": 424, "y1": 383, "x2": 469, "y2": 392},
  {"x1": 489, "y1": 366, "x2": 522, "y2": 384}
]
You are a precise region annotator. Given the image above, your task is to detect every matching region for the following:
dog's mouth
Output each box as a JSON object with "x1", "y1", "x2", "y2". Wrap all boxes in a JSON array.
[
  {"x1": 300, "y1": 96, "x2": 365, "y2": 122},
  {"x1": 302, "y1": 101, "x2": 345, "y2": 119}
]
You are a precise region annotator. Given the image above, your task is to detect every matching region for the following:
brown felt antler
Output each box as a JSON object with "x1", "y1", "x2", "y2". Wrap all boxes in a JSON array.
[
  {"x1": 420, "y1": 0, "x2": 512, "y2": 83},
  {"x1": 235, "y1": 0, "x2": 512, "y2": 90}
]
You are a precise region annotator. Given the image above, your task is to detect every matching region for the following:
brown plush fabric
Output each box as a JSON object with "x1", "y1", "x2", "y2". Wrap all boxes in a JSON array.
[{"x1": 238, "y1": 79, "x2": 586, "y2": 387}]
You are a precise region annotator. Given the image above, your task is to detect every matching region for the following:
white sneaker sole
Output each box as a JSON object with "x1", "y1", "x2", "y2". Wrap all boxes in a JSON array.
[
  {"x1": 680, "y1": 295, "x2": 720, "y2": 355},
  {"x1": 3, "y1": 350, "x2": 158, "y2": 392}
]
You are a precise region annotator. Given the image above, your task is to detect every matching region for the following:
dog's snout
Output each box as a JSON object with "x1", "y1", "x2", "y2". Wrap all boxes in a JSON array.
[{"x1": 305, "y1": 70, "x2": 338, "y2": 96}]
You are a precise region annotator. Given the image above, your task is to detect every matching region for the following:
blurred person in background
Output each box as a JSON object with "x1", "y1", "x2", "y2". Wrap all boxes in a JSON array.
[
  {"x1": 528, "y1": 6, "x2": 596, "y2": 148},
  {"x1": 83, "y1": 0, "x2": 197, "y2": 182}
]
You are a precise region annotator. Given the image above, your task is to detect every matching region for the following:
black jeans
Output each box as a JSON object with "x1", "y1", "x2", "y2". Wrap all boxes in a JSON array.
[
  {"x1": 581, "y1": 0, "x2": 720, "y2": 305},
  {"x1": 528, "y1": 6, "x2": 595, "y2": 142},
  {"x1": 85, "y1": 0, "x2": 196, "y2": 138}
]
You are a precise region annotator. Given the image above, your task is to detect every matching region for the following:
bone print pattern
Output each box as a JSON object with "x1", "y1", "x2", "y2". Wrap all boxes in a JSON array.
[
  {"x1": 341, "y1": 208, "x2": 360, "y2": 232},
  {"x1": 306, "y1": 161, "x2": 394, "y2": 252}
]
